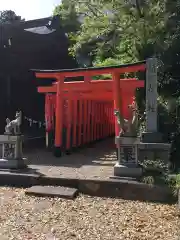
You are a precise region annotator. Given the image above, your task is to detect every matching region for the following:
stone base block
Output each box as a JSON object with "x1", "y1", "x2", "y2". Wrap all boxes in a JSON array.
[
  {"x1": 115, "y1": 136, "x2": 140, "y2": 145},
  {"x1": 138, "y1": 142, "x2": 171, "y2": 163},
  {"x1": 0, "y1": 158, "x2": 27, "y2": 169},
  {"x1": 0, "y1": 135, "x2": 24, "y2": 143},
  {"x1": 114, "y1": 163, "x2": 142, "y2": 178},
  {"x1": 141, "y1": 132, "x2": 163, "y2": 143}
]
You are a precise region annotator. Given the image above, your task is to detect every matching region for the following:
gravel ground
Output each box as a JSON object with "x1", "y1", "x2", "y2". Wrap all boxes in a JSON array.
[{"x1": 0, "y1": 187, "x2": 179, "y2": 240}]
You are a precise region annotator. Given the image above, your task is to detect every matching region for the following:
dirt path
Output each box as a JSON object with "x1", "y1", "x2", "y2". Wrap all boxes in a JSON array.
[{"x1": 0, "y1": 187, "x2": 179, "y2": 240}]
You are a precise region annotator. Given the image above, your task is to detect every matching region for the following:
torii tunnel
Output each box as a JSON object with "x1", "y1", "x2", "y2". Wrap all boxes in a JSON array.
[{"x1": 34, "y1": 61, "x2": 145, "y2": 157}]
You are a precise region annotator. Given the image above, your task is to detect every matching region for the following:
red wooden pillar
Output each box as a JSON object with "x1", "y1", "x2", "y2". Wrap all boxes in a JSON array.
[
  {"x1": 54, "y1": 76, "x2": 64, "y2": 156},
  {"x1": 78, "y1": 99, "x2": 83, "y2": 146},
  {"x1": 100, "y1": 102, "x2": 103, "y2": 139},
  {"x1": 96, "y1": 102, "x2": 99, "y2": 140},
  {"x1": 105, "y1": 103, "x2": 109, "y2": 137},
  {"x1": 95, "y1": 102, "x2": 98, "y2": 141},
  {"x1": 109, "y1": 104, "x2": 112, "y2": 136},
  {"x1": 103, "y1": 103, "x2": 106, "y2": 138},
  {"x1": 112, "y1": 72, "x2": 121, "y2": 137},
  {"x1": 97, "y1": 102, "x2": 100, "y2": 140},
  {"x1": 83, "y1": 99, "x2": 88, "y2": 144},
  {"x1": 93, "y1": 101, "x2": 95, "y2": 141},
  {"x1": 107, "y1": 103, "x2": 111, "y2": 136},
  {"x1": 87, "y1": 100, "x2": 91, "y2": 143},
  {"x1": 84, "y1": 75, "x2": 91, "y2": 143},
  {"x1": 104, "y1": 103, "x2": 106, "y2": 138},
  {"x1": 45, "y1": 94, "x2": 54, "y2": 149},
  {"x1": 92, "y1": 101, "x2": 95, "y2": 141},
  {"x1": 107, "y1": 104, "x2": 110, "y2": 136},
  {"x1": 111, "y1": 103, "x2": 114, "y2": 135},
  {"x1": 73, "y1": 98, "x2": 78, "y2": 148},
  {"x1": 102, "y1": 103, "x2": 105, "y2": 138},
  {"x1": 90, "y1": 100, "x2": 93, "y2": 142},
  {"x1": 113, "y1": 105, "x2": 115, "y2": 133},
  {"x1": 66, "y1": 93, "x2": 73, "y2": 152},
  {"x1": 85, "y1": 75, "x2": 91, "y2": 143},
  {"x1": 106, "y1": 103, "x2": 109, "y2": 136}
]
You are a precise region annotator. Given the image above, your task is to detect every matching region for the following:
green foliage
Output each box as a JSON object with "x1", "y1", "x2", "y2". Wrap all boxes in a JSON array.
[
  {"x1": 59, "y1": 0, "x2": 166, "y2": 64},
  {"x1": 53, "y1": 0, "x2": 180, "y2": 81},
  {"x1": 142, "y1": 176, "x2": 155, "y2": 186},
  {"x1": 54, "y1": 0, "x2": 80, "y2": 33},
  {"x1": 53, "y1": 0, "x2": 180, "y2": 169},
  {"x1": 142, "y1": 159, "x2": 169, "y2": 174},
  {"x1": 53, "y1": 0, "x2": 82, "y2": 64},
  {"x1": 141, "y1": 160, "x2": 180, "y2": 200},
  {"x1": 168, "y1": 174, "x2": 180, "y2": 196},
  {"x1": 92, "y1": 58, "x2": 121, "y2": 79},
  {"x1": 141, "y1": 159, "x2": 169, "y2": 187},
  {"x1": 95, "y1": 58, "x2": 120, "y2": 67},
  {"x1": 174, "y1": 174, "x2": 180, "y2": 190},
  {"x1": 0, "y1": 10, "x2": 24, "y2": 24},
  {"x1": 157, "y1": 96, "x2": 180, "y2": 170}
]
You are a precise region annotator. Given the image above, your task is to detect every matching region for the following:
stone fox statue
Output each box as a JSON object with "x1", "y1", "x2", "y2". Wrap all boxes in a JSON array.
[
  {"x1": 5, "y1": 111, "x2": 22, "y2": 135},
  {"x1": 114, "y1": 100, "x2": 140, "y2": 137}
]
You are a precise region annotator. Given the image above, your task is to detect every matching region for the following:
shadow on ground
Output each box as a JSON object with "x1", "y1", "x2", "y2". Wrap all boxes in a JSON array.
[{"x1": 24, "y1": 137, "x2": 117, "y2": 168}]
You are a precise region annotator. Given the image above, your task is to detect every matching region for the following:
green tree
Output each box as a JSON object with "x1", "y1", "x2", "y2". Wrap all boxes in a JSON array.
[
  {"x1": 54, "y1": 0, "x2": 166, "y2": 65},
  {"x1": 54, "y1": 0, "x2": 80, "y2": 33},
  {"x1": 0, "y1": 10, "x2": 24, "y2": 24},
  {"x1": 53, "y1": 0, "x2": 180, "y2": 169},
  {"x1": 158, "y1": 0, "x2": 180, "y2": 97},
  {"x1": 53, "y1": 0, "x2": 85, "y2": 65}
]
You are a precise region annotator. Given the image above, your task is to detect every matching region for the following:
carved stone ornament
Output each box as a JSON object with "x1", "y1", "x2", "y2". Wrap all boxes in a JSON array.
[
  {"x1": 5, "y1": 111, "x2": 22, "y2": 135},
  {"x1": 114, "y1": 98, "x2": 141, "y2": 137}
]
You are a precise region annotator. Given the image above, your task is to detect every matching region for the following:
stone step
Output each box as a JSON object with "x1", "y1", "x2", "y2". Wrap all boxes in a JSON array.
[
  {"x1": 0, "y1": 158, "x2": 27, "y2": 169},
  {"x1": 25, "y1": 185, "x2": 78, "y2": 199}
]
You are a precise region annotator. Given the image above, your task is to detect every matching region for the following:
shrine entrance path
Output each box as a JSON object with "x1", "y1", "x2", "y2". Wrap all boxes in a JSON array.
[
  {"x1": 26, "y1": 138, "x2": 116, "y2": 180},
  {"x1": 0, "y1": 138, "x2": 170, "y2": 203}
]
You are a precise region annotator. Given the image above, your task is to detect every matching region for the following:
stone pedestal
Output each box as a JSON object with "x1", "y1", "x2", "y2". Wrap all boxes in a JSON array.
[
  {"x1": 114, "y1": 136, "x2": 142, "y2": 178},
  {"x1": 138, "y1": 142, "x2": 171, "y2": 164},
  {"x1": 141, "y1": 132, "x2": 163, "y2": 143},
  {"x1": 0, "y1": 135, "x2": 27, "y2": 169},
  {"x1": 140, "y1": 132, "x2": 171, "y2": 164},
  {"x1": 114, "y1": 163, "x2": 142, "y2": 178}
]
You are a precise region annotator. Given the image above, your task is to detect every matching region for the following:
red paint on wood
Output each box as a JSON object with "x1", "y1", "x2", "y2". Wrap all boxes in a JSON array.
[
  {"x1": 73, "y1": 99, "x2": 78, "y2": 147},
  {"x1": 35, "y1": 62, "x2": 146, "y2": 154}
]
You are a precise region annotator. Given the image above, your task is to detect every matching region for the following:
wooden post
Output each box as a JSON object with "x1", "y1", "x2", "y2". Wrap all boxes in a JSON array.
[
  {"x1": 83, "y1": 99, "x2": 88, "y2": 144},
  {"x1": 91, "y1": 101, "x2": 94, "y2": 142},
  {"x1": 105, "y1": 103, "x2": 108, "y2": 137},
  {"x1": 73, "y1": 98, "x2": 78, "y2": 148},
  {"x1": 100, "y1": 103, "x2": 103, "y2": 139},
  {"x1": 97, "y1": 102, "x2": 100, "y2": 140},
  {"x1": 108, "y1": 105, "x2": 110, "y2": 136},
  {"x1": 112, "y1": 72, "x2": 121, "y2": 136},
  {"x1": 87, "y1": 100, "x2": 91, "y2": 143},
  {"x1": 66, "y1": 95, "x2": 72, "y2": 152},
  {"x1": 78, "y1": 99, "x2": 83, "y2": 146},
  {"x1": 102, "y1": 103, "x2": 105, "y2": 138},
  {"x1": 109, "y1": 104, "x2": 111, "y2": 135},
  {"x1": 94, "y1": 102, "x2": 98, "y2": 141},
  {"x1": 111, "y1": 104, "x2": 113, "y2": 135},
  {"x1": 54, "y1": 76, "x2": 63, "y2": 156}
]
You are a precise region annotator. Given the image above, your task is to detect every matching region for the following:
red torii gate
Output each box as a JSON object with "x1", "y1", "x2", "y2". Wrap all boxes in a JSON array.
[{"x1": 34, "y1": 61, "x2": 145, "y2": 156}]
